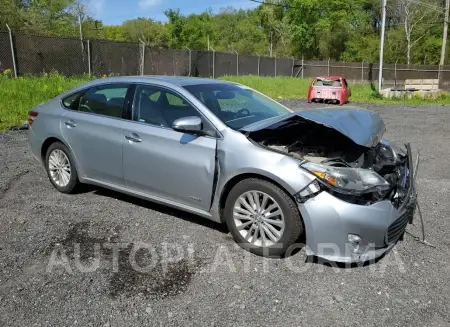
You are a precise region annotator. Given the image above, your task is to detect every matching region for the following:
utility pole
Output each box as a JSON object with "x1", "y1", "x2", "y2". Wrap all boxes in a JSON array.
[
  {"x1": 207, "y1": 34, "x2": 210, "y2": 51},
  {"x1": 269, "y1": 31, "x2": 273, "y2": 57},
  {"x1": 6, "y1": 24, "x2": 17, "y2": 78},
  {"x1": 440, "y1": 0, "x2": 450, "y2": 66},
  {"x1": 234, "y1": 50, "x2": 239, "y2": 76},
  {"x1": 378, "y1": 0, "x2": 387, "y2": 92},
  {"x1": 78, "y1": 14, "x2": 84, "y2": 52}
]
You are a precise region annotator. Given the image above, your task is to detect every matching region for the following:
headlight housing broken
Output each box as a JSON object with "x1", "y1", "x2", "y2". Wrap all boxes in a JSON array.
[{"x1": 300, "y1": 162, "x2": 390, "y2": 195}]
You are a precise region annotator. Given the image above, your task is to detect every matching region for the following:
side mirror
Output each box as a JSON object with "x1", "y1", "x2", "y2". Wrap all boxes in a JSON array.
[{"x1": 172, "y1": 116, "x2": 203, "y2": 133}]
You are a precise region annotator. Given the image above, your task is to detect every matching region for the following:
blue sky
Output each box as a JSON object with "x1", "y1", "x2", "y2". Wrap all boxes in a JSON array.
[{"x1": 83, "y1": 0, "x2": 260, "y2": 25}]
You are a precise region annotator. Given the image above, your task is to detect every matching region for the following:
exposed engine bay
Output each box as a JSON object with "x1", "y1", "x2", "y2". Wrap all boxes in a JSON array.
[{"x1": 245, "y1": 114, "x2": 411, "y2": 207}]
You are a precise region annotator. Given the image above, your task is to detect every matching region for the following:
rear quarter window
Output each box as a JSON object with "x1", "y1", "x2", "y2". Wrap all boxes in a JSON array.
[{"x1": 62, "y1": 92, "x2": 84, "y2": 110}]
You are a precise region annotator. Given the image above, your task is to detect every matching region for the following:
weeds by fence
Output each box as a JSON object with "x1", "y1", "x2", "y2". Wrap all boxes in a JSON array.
[{"x1": 1, "y1": 30, "x2": 450, "y2": 89}]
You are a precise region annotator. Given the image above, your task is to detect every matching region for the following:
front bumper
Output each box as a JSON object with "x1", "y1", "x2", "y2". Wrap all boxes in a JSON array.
[{"x1": 298, "y1": 144, "x2": 417, "y2": 263}]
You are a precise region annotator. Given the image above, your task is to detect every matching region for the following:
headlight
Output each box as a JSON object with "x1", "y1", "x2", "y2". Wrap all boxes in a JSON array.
[{"x1": 301, "y1": 162, "x2": 390, "y2": 194}]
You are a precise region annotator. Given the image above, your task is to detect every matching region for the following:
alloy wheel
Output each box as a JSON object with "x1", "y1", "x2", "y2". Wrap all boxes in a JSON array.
[
  {"x1": 233, "y1": 190, "x2": 285, "y2": 247},
  {"x1": 48, "y1": 149, "x2": 71, "y2": 187}
]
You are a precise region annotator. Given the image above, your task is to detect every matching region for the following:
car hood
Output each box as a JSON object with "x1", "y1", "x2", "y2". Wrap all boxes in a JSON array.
[{"x1": 240, "y1": 108, "x2": 386, "y2": 148}]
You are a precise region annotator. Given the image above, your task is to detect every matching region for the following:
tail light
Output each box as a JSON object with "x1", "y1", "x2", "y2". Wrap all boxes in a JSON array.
[{"x1": 28, "y1": 111, "x2": 38, "y2": 125}]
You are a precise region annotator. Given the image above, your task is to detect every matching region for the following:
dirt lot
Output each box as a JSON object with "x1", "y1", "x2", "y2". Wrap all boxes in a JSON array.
[{"x1": 1, "y1": 101, "x2": 450, "y2": 327}]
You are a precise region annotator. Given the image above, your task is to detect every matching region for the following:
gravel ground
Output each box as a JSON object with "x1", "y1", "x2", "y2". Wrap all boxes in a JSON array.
[{"x1": 1, "y1": 101, "x2": 450, "y2": 327}]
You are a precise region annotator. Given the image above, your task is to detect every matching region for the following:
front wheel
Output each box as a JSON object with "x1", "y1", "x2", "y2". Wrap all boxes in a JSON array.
[{"x1": 224, "y1": 178, "x2": 304, "y2": 257}]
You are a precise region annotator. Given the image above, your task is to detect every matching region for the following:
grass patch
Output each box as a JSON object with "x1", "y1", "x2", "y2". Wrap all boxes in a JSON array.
[
  {"x1": 220, "y1": 75, "x2": 450, "y2": 105},
  {"x1": 0, "y1": 74, "x2": 92, "y2": 130},
  {"x1": 1, "y1": 74, "x2": 449, "y2": 131}
]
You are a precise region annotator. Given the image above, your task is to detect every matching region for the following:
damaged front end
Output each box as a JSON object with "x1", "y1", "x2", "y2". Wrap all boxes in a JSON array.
[
  {"x1": 298, "y1": 140, "x2": 412, "y2": 208},
  {"x1": 242, "y1": 108, "x2": 414, "y2": 209}
]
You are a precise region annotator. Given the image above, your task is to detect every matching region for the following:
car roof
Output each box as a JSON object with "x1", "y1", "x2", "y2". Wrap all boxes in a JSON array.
[
  {"x1": 315, "y1": 76, "x2": 344, "y2": 80},
  {"x1": 82, "y1": 76, "x2": 233, "y2": 87}
]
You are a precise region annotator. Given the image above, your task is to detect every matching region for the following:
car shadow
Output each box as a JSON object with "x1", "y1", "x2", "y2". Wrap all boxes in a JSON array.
[
  {"x1": 82, "y1": 185, "x2": 229, "y2": 234},
  {"x1": 76, "y1": 185, "x2": 384, "y2": 267}
]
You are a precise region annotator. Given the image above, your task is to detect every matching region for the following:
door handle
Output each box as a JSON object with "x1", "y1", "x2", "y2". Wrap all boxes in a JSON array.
[
  {"x1": 125, "y1": 133, "x2": 142, "y2": 143},
  {"x1": 64, "y1": 120, "x2": 76, "y2": 128}
]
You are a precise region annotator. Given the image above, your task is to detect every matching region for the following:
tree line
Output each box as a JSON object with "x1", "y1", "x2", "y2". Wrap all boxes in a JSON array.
[{"x1": 1, "y1": 0, "x2": 448, "y2": 65}]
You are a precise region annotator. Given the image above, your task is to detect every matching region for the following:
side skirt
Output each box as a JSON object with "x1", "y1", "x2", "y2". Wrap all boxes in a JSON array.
[{"x1": 80, "y1": 177, "x2": 219, "y2": 222}]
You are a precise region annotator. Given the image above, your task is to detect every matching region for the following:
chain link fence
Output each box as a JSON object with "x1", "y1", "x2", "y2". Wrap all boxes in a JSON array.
[
  {"x1": 0, "y1": 31, "x2": 13, "y2": 73},
  {"x1": 1, "y1": 30, "x2": 450, "y2": 89},
  {"x1": 14, "y1": 34, "x2": 87, "y2": 76},
  {"x1": 90, "y1": 39, "x2": 140, "y2": 76}
]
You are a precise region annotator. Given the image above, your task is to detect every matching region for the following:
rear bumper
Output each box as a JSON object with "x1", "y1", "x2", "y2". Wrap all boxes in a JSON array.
[
  {"x1": 309, "y1": 87, "x2": 344, "y2": 101},
  {"x1": 298, "y1": 144, "x2": 417, "y2": 263},
  {"x1": 27, "y1": 127, "x2": 43, "y2": 164}
]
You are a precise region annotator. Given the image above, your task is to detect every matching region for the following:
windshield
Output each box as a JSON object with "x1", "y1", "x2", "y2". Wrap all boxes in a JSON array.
[{"x1": 183, "y1": 83, "x2": 291, "y2": 129}]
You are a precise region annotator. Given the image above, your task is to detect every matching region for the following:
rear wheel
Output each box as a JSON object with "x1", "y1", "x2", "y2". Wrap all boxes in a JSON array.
[
  {"x1": 45, "y1": 142, "x2": 80, "y2": 194},
  {"x1": 224, "y1": 178, "x2": 304, "y2": 257}
]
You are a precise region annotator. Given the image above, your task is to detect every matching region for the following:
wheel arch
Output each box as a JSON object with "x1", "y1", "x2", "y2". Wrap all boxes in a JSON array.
[
  {"x1": 218, "y1": 173, "x2": 297, "y2": 223},
  {"x1": 41, "y1": 137, "x2": 66, "y2": 162},
  {"x1": 40, "y1": 137, "x2": 83, "y2": 178}
]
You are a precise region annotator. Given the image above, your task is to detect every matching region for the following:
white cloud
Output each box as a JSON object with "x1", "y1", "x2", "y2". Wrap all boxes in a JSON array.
[{"x1": 138, "y1": 0, "x2": 161, "y2": 10}]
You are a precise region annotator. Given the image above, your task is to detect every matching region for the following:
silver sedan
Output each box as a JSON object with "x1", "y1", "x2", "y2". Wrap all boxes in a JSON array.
[{"x1": 27, "y1": 76, "x2": 417, "y2": 262}]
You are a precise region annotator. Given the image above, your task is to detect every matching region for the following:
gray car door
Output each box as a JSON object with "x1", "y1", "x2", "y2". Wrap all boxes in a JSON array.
[
  {"x1": 122, "y1": 84, "x2": 217, "y2": 211},
  {"x1": 61, "y1": 83, "x2": 130, "y2": 186}
]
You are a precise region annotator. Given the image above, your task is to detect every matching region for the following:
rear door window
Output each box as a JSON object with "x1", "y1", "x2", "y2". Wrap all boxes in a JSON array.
[{"x1": 78, "y1": 84, "x2": 129, "y2": 118}]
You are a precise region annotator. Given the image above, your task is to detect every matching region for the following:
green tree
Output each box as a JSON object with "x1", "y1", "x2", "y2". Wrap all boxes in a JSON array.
[
  {"x1": 122, "y1": 18, "x2": 169, "y2": 47},
  {"x1": 0, "y1": 0, "x2": 24, "y2": 29},
  {"x1": 165, "y1": 9, "x2": 186, "y2": 48},
  {"x1": 1, "y1": 0, "x2": 447, "y2": 65}
]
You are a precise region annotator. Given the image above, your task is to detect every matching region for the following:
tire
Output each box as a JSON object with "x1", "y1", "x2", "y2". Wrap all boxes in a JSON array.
[
  {"x1": 45, "y1": 142, "x2": 80, "y2": 194},
  {"x1": 224, "y1": 178, "x2": 304, "y2": 257}
]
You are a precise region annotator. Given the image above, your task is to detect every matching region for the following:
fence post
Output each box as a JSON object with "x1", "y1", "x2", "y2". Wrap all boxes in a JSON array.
[
  {"x1": 291, "y1": 57, "x2": 295, "y2": 77},
  {"x1": 140, "y1": 42, "x2": 145, "y2": 75},
  {"x1": 327, "y1": 58, "x2": 330, "y2": 76},
  {"x1": 172, "y1": 49, "x2": 175, "y2": 76},
  {"x1": 87, "y1": 40, "x2": 91, "y2": 76},
  {"x1": 211, "y1": 48, "x2": 215, "y2": 78},
  {"x1": 394, "y1": 60, "x2": 398, "y2": 88},
  {"x1": 6, "y1": 24, "x2": 18, "y2": 78},
  {"x1": 274, "y1": 54, "x2": 277, "y2": 77},
  {"x1": 185, "y1": 47, "x2": 191, "y2": 77},
  {"x1": 257, "y1": 53, "x2": 260, "y2": 76},
  {"x1": 361, "y1": 60, "x2": 364, "y2": 83},
  {"x1": 437, "y1": 64, "x2": 441, "y2": 87},
  {"x1": 258, "y1": 55, "x2": 261, "y2": 76},
  {"x1": 234, "y1": 50, "x2": 239, "y2": 76},
  {"x1": 301, "y1": 56, "x2": 304, "y2": 79}
]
